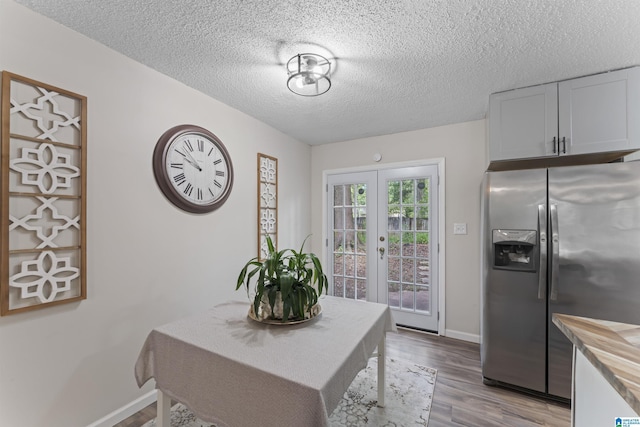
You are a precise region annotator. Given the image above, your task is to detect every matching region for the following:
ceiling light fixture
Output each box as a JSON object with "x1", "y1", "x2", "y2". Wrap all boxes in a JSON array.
[{"x1": 286, "y1": 53, "x2": 332, "y2": 96}]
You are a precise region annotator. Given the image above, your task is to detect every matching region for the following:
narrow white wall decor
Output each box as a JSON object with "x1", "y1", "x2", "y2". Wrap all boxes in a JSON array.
[
  {"x1": 258, "y1": 153, "x2": 277, "y2": 259},
  {"x1": 1, "y1": 71, "x2": 87, "y2": 315}
]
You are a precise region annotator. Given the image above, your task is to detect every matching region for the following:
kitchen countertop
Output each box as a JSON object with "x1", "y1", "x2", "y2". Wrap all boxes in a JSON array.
[{"x1": 552, "y1": 313, "x2": 640, "y2": 414}]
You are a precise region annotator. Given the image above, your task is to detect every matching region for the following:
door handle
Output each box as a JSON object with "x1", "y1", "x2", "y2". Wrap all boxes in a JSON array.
[
  {"x1": 550, "y1": 204, "x2": 559, "y2": 301},
  {"x1": 379, "y1": 247, "x2": 385, "y2": 259},
  {"x1": 538, "y1": 204, "x2": 547, "y2": 300},
  {"x1": 552, "y1": 136, "x2": 557, "y2": 154},
  {"x1": 561, "y1": 137, "x2": 567, "y2": 154}
]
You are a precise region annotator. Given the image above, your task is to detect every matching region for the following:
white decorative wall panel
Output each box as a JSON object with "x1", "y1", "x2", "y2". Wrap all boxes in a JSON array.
[
  {"x1": 1, "y1": 72, "x2": 87, "y2": 315},
  {"x1": 258, "y1": 153, "x2": 277, "y2": 259}
]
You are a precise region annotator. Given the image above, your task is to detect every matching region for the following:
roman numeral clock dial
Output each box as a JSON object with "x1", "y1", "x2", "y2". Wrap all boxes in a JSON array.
[{"x1": 153, "y1": 125, "x2": 234, "y2": 213}]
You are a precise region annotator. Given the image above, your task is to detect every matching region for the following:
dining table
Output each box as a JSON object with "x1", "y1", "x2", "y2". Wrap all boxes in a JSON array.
[{"x1": 134, "y1": 295, "x2": 396, "y2": 427}]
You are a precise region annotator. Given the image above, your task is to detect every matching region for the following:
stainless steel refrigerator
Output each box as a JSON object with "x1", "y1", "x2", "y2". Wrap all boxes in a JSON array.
[{"x1": 481, "y1": 161, "x2": 640, "y2": 400}]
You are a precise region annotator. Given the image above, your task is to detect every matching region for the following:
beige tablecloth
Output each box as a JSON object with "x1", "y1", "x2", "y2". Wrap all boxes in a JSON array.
[{"x1": 135, "y1": 296, "x2": 396, "y2": 427}]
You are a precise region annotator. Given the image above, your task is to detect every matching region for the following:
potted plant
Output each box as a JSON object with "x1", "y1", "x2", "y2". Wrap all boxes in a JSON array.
[{"x1": 236, "y1": 235, "x2": 328, "y2": 322}]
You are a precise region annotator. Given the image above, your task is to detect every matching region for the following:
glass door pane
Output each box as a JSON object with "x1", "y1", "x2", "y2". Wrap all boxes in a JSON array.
[
  {"x1": 386, "y1": 178, "x2": 431, "y2": 312},
  {"x1": 327, "y1": 172, "x2": 377, "y2": 302},
  {"x1": 378, "y1": 165, "x2": 438, "y2": 331}
]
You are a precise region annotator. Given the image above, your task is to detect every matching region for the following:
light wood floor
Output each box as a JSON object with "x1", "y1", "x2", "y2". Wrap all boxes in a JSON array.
[{"x1": 115, "y1": 328, "x2": 570, "y2": 427}]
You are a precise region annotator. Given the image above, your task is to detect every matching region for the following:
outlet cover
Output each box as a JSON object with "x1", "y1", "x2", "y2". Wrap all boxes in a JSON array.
[{"x1": 453, "y1": 223, "x2": 467, "y2": 235}]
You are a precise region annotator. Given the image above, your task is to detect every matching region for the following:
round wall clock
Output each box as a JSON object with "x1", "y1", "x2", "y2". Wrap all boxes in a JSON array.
[{"x1": 153, "y1": 124, "x2": 234, "y2": 213}]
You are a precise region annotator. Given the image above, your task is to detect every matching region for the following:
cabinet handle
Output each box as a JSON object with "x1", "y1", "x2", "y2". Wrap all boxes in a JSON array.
[
  {"x1": 552, "y1": 136, "x2": 557, "y2": 153},
  {"x1": 561, "y1": 137, "x2": 566, "y2": 154}
]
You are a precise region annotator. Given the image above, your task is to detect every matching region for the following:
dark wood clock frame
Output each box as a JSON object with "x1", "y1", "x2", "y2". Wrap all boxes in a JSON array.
[{"x1": 152, "y1": 124, "x2": 234, "y2": 214}]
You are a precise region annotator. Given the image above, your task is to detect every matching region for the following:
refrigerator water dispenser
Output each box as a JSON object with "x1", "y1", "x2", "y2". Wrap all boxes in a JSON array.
[{"x1": 492, "y1": 229, "x2": 537, "y2": 272}]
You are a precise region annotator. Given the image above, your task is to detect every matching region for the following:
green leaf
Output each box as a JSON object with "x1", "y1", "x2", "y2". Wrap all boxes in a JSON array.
[
  {"x1": 253, "y1": 289, "x2": 262, "y2": 318},
  {"x1": 236, "y1": 269, "x2": 248, "y2": 292},
  {"x1": 299, "y1": 234, "x2": 311, "y2": 253},
  {"x1": 266, "y1": 235, "x2": 275, "y2": 253},
  {"x1": 282, "y1": 299, "x2": 292, "y2": 322},
  {"x1": 299, "y1": 290, "x2": 308, "y2": 317},
  {"x1": 236, "y1": 258, "x2": 260, "y2": 290},
  {"x1": 267, "y1": 287, "x2": 277, "y2": 317},
  {"x1": 279, "y1": 272, "x2": 294, "y2": 300}
]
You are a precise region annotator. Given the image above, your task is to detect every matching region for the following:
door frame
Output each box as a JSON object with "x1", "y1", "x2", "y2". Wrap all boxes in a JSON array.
[{"x1": 322, "y1": 157, "x2": 446, "y2": 335}]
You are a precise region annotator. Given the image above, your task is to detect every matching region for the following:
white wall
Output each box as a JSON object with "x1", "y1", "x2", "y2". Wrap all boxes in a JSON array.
[
  {"x1": 0, "y1": 1, "x2": 311, "y2": 426},
  {"x1": 310, "y1": 120, "x2": 486, "y2": 341}
]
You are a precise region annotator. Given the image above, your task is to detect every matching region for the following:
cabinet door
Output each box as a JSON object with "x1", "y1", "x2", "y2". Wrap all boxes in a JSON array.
[
  {"x1": 488, "y1": 83, "x2": 558, "y2": 162},
  {"x1": 559, "y1": 67, "x2": 640, "y2": 155}
]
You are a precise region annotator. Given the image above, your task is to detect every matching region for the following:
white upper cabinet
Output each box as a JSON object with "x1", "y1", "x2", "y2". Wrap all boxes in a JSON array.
[
  {"x1": 489, "y1": 83, "x2": 558, "y2": 161},
  {"x1": 559, "y1": 67, "x2": 640, "y2": 155},
  {"x1": 489, "y1": 67, "x2": 640, "y2": 163}
]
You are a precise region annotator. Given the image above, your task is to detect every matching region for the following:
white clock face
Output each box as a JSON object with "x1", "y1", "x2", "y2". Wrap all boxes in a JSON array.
[{"x1": 165, "y1": 132, "x2": 230, "y2": 206}]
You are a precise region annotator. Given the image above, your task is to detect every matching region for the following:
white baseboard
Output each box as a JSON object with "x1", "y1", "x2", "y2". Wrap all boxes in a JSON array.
[
  {"x1": 86, "y1": 390, "x2": 157, "y2": 427},
  {"x1": 444, "y1": 329, "x2": 480, "y2": 344}
]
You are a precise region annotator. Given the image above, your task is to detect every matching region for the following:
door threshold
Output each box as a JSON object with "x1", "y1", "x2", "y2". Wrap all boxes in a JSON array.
[{"x1": 396, "y1": 324, "x2": 438, "y2": 335}]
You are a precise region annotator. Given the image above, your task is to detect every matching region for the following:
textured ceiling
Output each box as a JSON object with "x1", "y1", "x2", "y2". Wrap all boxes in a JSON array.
[{"x1": 13, "y1": 0, "x2": 640, "y2": 145}]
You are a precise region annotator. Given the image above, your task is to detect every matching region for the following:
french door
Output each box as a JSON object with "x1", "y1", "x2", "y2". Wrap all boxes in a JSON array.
[{"x1": 327, "y1": 165, "x2": 439, "y2": 332}]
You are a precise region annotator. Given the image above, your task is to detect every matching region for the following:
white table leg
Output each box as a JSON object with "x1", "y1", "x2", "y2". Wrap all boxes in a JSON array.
[
  {"x1": 157, "y1": 389, "x2": 171, "y2": 427},
  {"x1": 377, "y1": 332, "x2": 386, "y2": 407}
]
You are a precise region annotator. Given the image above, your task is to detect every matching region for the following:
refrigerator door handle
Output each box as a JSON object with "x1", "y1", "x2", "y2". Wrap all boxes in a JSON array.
[
  {"x1": 538, "y1": 204, "x2": 547, "y2": 300},
  {"x1": 550, "y1": 204, "x2": 559, "y2": 301}
]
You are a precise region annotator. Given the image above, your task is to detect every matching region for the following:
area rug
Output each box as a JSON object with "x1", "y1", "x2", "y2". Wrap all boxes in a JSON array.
[{"x1": 142, "y1": 357, "x2": 437, "y2": 426}]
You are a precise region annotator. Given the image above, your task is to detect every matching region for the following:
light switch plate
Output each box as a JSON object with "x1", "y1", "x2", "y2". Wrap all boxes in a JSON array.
[{"x1": 453, "y1": 223, "x2": 467, "y2": 235}]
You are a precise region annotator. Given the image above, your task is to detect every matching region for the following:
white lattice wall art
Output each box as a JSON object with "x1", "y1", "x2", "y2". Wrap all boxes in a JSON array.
[
  {"x1": 1, "y1": 71, "x2": 87, "y2": 315},
  {"x1": 257, "y1": 153, "x2": 277, "y2": 260}
]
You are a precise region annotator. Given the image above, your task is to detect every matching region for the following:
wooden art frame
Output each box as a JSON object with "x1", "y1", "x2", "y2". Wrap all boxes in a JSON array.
[
  {"x1": 257, "y1": 153, "x2": 277, "y2": 260},
  {"x1": 1, "y1": 71, "x2": 87, "y2": 315}
]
